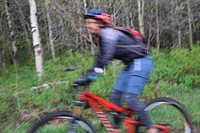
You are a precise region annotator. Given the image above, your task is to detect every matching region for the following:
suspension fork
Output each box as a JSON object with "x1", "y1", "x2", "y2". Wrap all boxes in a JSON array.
[{"x1": 73, "y1": 100, "x2": 85, "y2": 117}]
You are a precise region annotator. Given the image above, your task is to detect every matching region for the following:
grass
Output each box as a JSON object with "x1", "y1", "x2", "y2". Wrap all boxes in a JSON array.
[
  {"x1": 163, "y1": 87, "x2": 200, "y2": 126},
  {"x1": 0, "y1": 47, "x2": 200, "y2": 132}
]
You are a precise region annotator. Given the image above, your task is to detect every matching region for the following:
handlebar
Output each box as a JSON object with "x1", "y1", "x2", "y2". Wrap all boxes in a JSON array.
[{"x1": 71, "y1": 83, "x2": 79, "y2": 88}]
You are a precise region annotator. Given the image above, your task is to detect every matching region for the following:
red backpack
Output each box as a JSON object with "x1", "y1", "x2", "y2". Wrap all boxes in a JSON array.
[{"x1": 114, "y1": 26, "x2": 147, "y2": 49}]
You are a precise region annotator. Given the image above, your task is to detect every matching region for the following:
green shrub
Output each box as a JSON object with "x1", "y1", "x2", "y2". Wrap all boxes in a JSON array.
[{"x1": 1, "y1": 47, "x2": 200, "y2": 131}]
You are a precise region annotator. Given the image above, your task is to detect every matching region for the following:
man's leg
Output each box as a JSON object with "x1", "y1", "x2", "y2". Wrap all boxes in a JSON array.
[
  {"x1": 110, "y1": 68, "x2": 128, "y2": 128},
  {"x1": 122, "y1": 92, "x2": 152, "y2": 129},
  {"x1": 109, "y1": 89, "x2": 122, "y2": 128},
  {"x1": 122, "y1": 93, "x2": 157, "y2": 133}
]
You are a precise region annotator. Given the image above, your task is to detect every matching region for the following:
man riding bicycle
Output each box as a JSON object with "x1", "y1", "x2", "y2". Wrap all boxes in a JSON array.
[{"x1": 73, "y1": 9, "x2": 156, "y2": 133}]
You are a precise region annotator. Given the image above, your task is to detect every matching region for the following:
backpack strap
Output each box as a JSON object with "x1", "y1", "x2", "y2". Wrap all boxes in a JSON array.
[{"x1": 114, "y1": 26, "x2": 147, "y2": 50}]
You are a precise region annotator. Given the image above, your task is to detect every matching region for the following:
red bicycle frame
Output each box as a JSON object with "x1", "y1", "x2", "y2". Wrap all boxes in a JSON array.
[{"x1": 78, "y1": 90, "x2": 170, "y2": 133}]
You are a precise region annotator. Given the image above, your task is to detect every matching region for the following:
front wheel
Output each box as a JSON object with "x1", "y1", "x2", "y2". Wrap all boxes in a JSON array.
[
  {"x1": 145, "y1": 97, "x2": 193, "y2": 133},
  {"x1": 29, "y1": 111, "x2": 95, "y2": 133}
]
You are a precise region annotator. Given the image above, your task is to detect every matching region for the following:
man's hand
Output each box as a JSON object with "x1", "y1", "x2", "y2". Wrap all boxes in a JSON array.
[
  {"x1": 72, "y1": 68, "x2": 103, "y2": 87},
  {"x1": 85, "y1": 70, "x2": 98, "y2": 81},
  {"x1": 72, "y1": 76, "x2": 91, "y2": 87}
]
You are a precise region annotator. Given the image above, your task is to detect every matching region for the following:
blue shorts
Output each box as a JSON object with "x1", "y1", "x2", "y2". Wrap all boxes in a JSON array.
[{"x1": 113, "y1": 55, "x2": 153, "y2": 95}]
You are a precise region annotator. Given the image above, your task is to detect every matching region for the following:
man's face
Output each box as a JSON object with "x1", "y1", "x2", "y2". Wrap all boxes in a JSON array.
[{"x1": 85, "y1": 18, "x2": 101, "y2": 35}]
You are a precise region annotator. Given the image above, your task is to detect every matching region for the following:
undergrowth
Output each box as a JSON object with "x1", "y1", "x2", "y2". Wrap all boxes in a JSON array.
[{"x1": 0, "y1": 46, "x2": 200, "y2": 132}]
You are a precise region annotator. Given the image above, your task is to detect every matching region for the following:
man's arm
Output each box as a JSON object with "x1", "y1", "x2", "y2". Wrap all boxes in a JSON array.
[{"x1": 93, "y1": 28, "x2": 118, "y2": 69}]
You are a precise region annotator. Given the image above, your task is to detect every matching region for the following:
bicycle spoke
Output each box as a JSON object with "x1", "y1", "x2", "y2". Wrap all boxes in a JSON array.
[
  {"x1": 29, "y1": 112, "x2": 94, "y2": 133},
  {"x1": 145, "y1": 98, "x2": 192, "y2": 133}
]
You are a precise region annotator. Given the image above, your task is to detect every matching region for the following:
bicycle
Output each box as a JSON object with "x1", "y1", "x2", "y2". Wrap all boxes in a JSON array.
[{"x1": 29, "y1": 86, "x2": 193, "y2": 133}]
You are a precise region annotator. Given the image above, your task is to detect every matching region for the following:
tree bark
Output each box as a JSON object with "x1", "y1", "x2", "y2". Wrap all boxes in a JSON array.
[
  {"x1": 83, "y1": 0, "x2": 95, "y2": 55},
  {"x1": 137, "y1": 0, "x2": 145, "y2": 35},
  {"x1": 14, "y1": 0, "x2": 32, "y2": 58},
  {"x1": 178, "y1": 22, "x2": 182, "y2": 48},
  {"x1": 0, "y1": 14, "x2": 8, "y2": 74},
  {"x1": 176, "y1": 1, "x2": 182, "y2": 48},
  {"x1": 4, "y1": 0, "x2": 18, "y2": 64},
  {"x1": 45, "y1": 0, "x2": 56, "y2": 61},
  {"x1": 28, "y1": 0, "x2": 43, "y2": 79},
  {"x1": 186, "y1": 0, "x2": 193, "y2": 48},
  {"x1": 125, "y1": 1, "x2": 130, "y2": 27},
  {"x1": 1, "y1": 50, "x2": 8, "y2": 74},
  {"x1": 156, "y1": 0, "x2": 160, "y2": 52},
  {"x1": 129, "y1": 0, "x2": 135, "y2": 28}
]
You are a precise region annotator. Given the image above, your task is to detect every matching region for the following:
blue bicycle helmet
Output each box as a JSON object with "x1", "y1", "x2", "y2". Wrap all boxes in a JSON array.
[{"x1": 83, "y1": 9, "x2": 111, "y2": 24}]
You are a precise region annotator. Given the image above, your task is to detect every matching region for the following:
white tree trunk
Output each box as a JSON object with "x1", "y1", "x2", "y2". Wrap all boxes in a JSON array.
[
  {"x1": 28, "y1": 0, "x2": 43, "y2": 78},
  {"x1": 176, "y1": 2, "x2": 182, "y2": 48},
  {"x1": 186, "y1": 0, "x2": 193, "y2": 48},
  {"x1": 45, "y1": 0, "x2": 56, "y2": 61},
  {"x1": 1, "y1": 50, "x2": 8, "y2": 74},
  {"x1": 137, "y1": 0, "x2": 145, "y2": 36},
  {"x1": 156, "y1": 0, "x2": 160, "y2": 52},
  {"x1": 4, "y1": 0, "x2": 18, "y2": 64},
  {"x1": 0, "y1": 8, "x2": 8, "y2": 74},
  {"x1": 83, "y1": 0, "x2": 95, "y2": 55}
]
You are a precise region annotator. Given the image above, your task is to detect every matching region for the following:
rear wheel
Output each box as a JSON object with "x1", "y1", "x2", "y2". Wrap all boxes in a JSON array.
[
  {"x1": 29, "y1": 111, "x2": 95, "y2": 133},
  {"x1": 144, "y1": 97, "x2": 193, "y2": 133}
]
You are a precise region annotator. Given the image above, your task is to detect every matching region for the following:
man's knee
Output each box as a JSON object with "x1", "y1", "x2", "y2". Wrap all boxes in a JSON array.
[
  {"x1": 109, "y1": 89, "x2": 121, "y2": 100},
  {"x1": 122, "y1": 93, "x2": 145, "y2": 111},
  {"x1": 109, "y1": 89, "x2": 122, "y2": 107}
]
